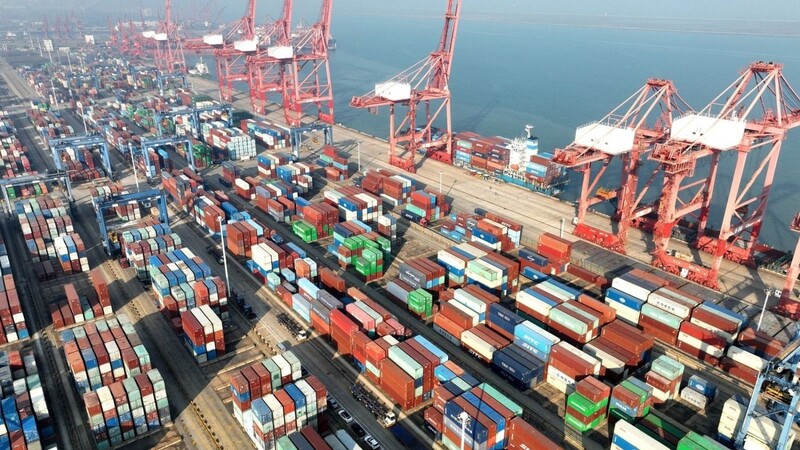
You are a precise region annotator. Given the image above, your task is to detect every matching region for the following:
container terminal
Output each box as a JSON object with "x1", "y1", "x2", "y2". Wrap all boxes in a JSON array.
[{"x1": 0, "y1": 1, "x2": 798, "y2": 450}]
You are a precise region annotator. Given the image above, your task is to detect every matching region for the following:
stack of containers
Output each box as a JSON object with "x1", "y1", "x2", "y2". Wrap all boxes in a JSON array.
[
  {"x1": 399, "y1": 258, "x2": 446, "y2": 292},
  {"x1": 0, "y1": 236, "x2": 26, "y2": 343},
  {"x1": 256, "y1": 153, "x2": 289, "y2": 179},
  {"x1": 511, "y1": 320, "x2": 560, "y2": 364},
  {"x1": 60, "y1": 315, "x2": 152, "y2": 393},
  {"x1": 162, "y1": 172, "x2": 201, "y2": 213},
  {"x1": 639, "y1": 286, "x2": 698, "y2": 345},
  {"x1": 677, "y1": 320, "x2": 727, "y2": 366},
  {"x1": 276, "y1": 163, "x2": 315, "y2": 194},
  {"x1": 404, "y1": 190, "x2": 448, "y2": 224},
  {"x1": 677, "y1": 432, "x2": 728, "y2": 450},
  {"x1": 736, "y1": 327, "x2": 785, "y2": 359},
  {"x1": 124, "y1": 233, "x2": 183, "y2": 281},
  {"x1": 462, "y1": 323, "x2": 512, "y2": 364},
  {"x1": 221, "y1": 161, "x2": 242, "y2": 184},
  {"x1": 250, "y1": 241, "x2": 285, "y2": 278},
  {"x1": 83, "y1": 369, "x2": 171, "y2": 448},
  {"x1": 646, "y1": 355, "x2": 685, "y2": 403},
  {"x1": 16, "y1": 197, "x2": 75, "y2": 278},
  {"x1": 465, "y1": 253, "x2": 520, "y2": 298},
  {"x1": 53, "y1": 233, "x2": 90, "y2": 273},
  {"x1": 721, "y1": 344, "x2": 768, "y2": 385},
  {"x1": 181, "y1": 305, "x2": 225, "y2": 363},
  {"x1": 329, "y1": 309, "x2": 358, "y2": 357},
  {"x1": 295, "y1": 202, "x2": 339, "y2": 242},
  {"x1": 718, "y1": 396, "x2": 796, "y2": 449},
  {"x1": 0, "y1": 349, "x2": 55, "y2": 449},
  {"x1": 632, "y1": 413, "x2": 688, "y2": 448},
  {"x1": 147, "y1": 252, "x2": 228, "y2": 320},
  {"x1": 241, "y1": 119, "x2": 290, "y2": 149},
  {"x1": 51, "y1": 282, "x2": 107, "y2": 326},
  {"x1": 536, "y1": 232, "x2": 572, "y2": 274},
  {"x1": 226, "y1": 220, "x2": 263, "y2": 257},
  {"x1": 206, "y1": 125, "x2": 257, "y2": 160},
  {"x1": 325, "y1": 187, "x2": 383, "y2": 223},
  {"x1": 596, "y1": 320, "x2": 653, "y2": 377},
  {"x1": 517, "y1": 247, "x2": 551, "y2": 277},
  {"x1": 318, "y1": 146, "x2": 350, "y2": 181},
  {"x1": 407, "y1": 289, "x2": 434, "y2": 319},
  {"x1": 605, "y1": 269, "x2": 664, "y2": 325},
  {"x1": 381, "y1": 173, "x2": 416, "y2": 207},
  {"x1": 377, "y1": 214, "x2": 398, "y2": 241},
  {"x1": 515, "y1": 285, "x2": 562, "y2": 325},
  {"x1": 490, "y1": 322, "x2": 548, "y2": 390},
  {"x1": 547, "y1": 300, "x2": 602, "y2": 345},
  {"x1": 690, "y1": 302, "x2": 745, "y2": 344},
  {"x1": 439, "y1": 381, "x2": 527, "y2": 450},
  {"x1": 681, "y1": 375, "x2": 716, "y2": 410},
  {"x1": 546, "y1": 341, "x2": 601, "y2": 394},
  {"x1": 613, "y1": 420, "x2": 671, "y2": 450},
  {"x1": 609, "y1": 377, "x2": 654, "y2": 423},
  {"x1": 565, "y1": 376, "x2": 611, "y2": 433}
]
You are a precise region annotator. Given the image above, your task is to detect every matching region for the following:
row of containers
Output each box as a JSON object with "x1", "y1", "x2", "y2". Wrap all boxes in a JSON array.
[
  {"x1": 232, "y1": 163, "x2": 314, "y2": 201},
  {"x1": 49, "y1": 267, "x2": 114, "y2": 328},
  {"x1": 16, "y1": 197, "x2": 90, "y2": 279},
  {"x1": 358, "y1": 168, "x2": 417, "y2": 207},
  {"x1": 439, "y1": 209, "x2": 523, "y2": 252},
  {"x1": 1, "y1": 109, "x2": 49, "y2": 199},
  {"x1": 247, "y1": 240, "x2": 565, "y2": 450},
  {"x1": 0, "y1": 234, "x2": 26, "y2": 344},
  {"x1": 58, "y1": 315, "x2": 172, "y2": 449},
  {"x1": 228, "y1": 351, "x2": 334, "y2": 449},
  {"x1": 201, "y1": 121, "x2": 258, "y2": 161},
  {"x1": 316, "y1": 145, "x2": 351, "y2": 182},
  {"x1": 0, "y1": 349, "x2": 56, "y2": 450}
]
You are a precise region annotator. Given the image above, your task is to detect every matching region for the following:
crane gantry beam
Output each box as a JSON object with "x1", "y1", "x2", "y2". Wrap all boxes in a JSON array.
[
  {"x1": 285, "y1": 0, "x2": 334, "y2": 126},
  {"x1": 247, "y1": 0, "x2": 294, "y2": 115},
  {"x1": 552, "y1": 79, "x2": 691, "y2": 253},
  {"x1": 350, "y1": 0, "x2": 462, "y2": 173},
  {"x1": 152, "y1": 0, "x2": 186, "y2": 76},
  {"x1": 648, "y1": 61, "x2": 800, "y2": 289}
]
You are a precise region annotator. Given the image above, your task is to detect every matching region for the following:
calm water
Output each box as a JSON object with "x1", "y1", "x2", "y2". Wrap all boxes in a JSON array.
[{"x1": 194, "y1": 14, "x2": 800, "y2": 250}]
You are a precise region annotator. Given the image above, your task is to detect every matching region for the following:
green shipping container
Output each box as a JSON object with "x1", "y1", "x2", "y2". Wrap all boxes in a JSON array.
[
  {"x1": 567, "y1": 392, "x2": 609, "y2": 417},
  {"x1": 642, "y1": 304, "x2": 683, "y2": 330},
  {"x1": 478, "y1": 383, "x2": 523, "y2": 415},
  {"x1": 549, "y1": 308, "x2": 589, "y2": 335},
  {"x1": 676, "y1": 432, "x2": 727, "y2": 450},
  {"x1": 651, "y1": 355, "x2": 685, "y2": 381}
]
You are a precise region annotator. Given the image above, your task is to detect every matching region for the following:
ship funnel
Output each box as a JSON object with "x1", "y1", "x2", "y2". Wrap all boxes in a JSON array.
[{"x1": 524, "y1": 125, "x2": 534, "y2": 139}]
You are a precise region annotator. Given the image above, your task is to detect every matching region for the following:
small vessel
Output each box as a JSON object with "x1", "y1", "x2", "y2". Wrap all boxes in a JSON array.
[{"x1": 188, "y1": 57, "x2": 211, "y2": 79}]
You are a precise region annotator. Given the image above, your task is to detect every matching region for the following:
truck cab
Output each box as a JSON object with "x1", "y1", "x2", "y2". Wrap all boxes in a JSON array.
[{"x1": 382, "y1": 411, "x2": 396, "y2": 427}]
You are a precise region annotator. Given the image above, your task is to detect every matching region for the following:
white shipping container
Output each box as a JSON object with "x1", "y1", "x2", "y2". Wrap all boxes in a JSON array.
[
  {"x1": 677, "y1": 332, "x2": 725, "y2": 358},
  {"x1": 613, "y1": 420, "x2": 671, "y2": 450},
  {"x1": 606, "y1": 300, "x2": 640, "y2": 325},
  {"x1": 647, "y1": 288, "x2": 696, "y2": 319},
  {"x1": 516, "y1": 289, "x2": 557, "y2": 318},
  {"x1": 611, "y1": 275, "x2": 655, "y2": 302},
  {"x1": 680, "y1": 387, "x2": 708, "y2": 409},
  {"x1": 461, "y1": 330, "x2": 496, "y2": 362},
  {"x1": 545, "y1": 365, "x2": 575, "y2": 393},
  {"x1": 582, "y1": 342, "x2": 625, "y2": 373},
  {"x1": 727, "y1": 346, "x2": 768, "y2": 371}
]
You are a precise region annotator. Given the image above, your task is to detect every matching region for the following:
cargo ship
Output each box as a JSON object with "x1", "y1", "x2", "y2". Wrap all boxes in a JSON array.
[{"x1": 453, "y1": 125, "x2": 569, "y2": 197}]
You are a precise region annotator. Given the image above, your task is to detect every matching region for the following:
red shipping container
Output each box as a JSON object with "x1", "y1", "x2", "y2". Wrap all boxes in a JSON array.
[
  {"x1": 379, "y1": 358, "x2": 416, "y2": 410},
  {"x1": 434, "y1": 313, "x2": 465, "y2": 340},
  {"x1": 736, "y1": 327, "x2": 785, "y2": 358},
  {"x1": 575, "y1": 376, "x2": 611, "y2": 403}
]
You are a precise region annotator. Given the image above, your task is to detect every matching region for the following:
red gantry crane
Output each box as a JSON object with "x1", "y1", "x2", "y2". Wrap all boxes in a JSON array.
[
  {"x1": 247, "y1": 0, "x2": 294, "y2": 115},
  {"x1": 350, "y1": 0, "x2": 462, "y2": 173},
  {"x1": 648, "y1": 61, "x2": 800, "y2": 289},
  {"x1": 775, "y1": 213, "x2": 800, "y2": 319},
  {"x1": 552, "y1": 79, "x2": 691, "y2": 253},
  {"x1": 152, "y1": 0, "x2": 186, "y2": 75},
  {"x1": 185, "y1": 0, "x2": 258, "y2": 102},
  {"x1": 285, "y1": 0, "x2": 334, "y2": 126}
]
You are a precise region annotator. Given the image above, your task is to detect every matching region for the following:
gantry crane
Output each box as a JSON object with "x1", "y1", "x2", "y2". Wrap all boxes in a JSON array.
[
  {"x1": 0, "y1": 173, "x2": 73, "y2": 215},
  {"x1": 648, "y1": 61, "x2": 800, "y2": 289},
  {"x1": 350, "y1": 0, "x2": 462, "y2": 173},
  {"x1": 285, "y1": 0, "x2": 334, "y2": 126},
  {"x1": 774, "y1": 213, "x2": 800, "y2": 320},
  {"x1": 93, "y1": 190, "x2": 169, "y2": 256},
  {"x1": 552, "y1": 79, "x2": 691, "y2": 253},
  {"x1": 734, "y1": 326, "x2": 800, "y2": 450},
  {"x1": 49, "y1": 134, "x2": 113, "y2": 179},
  {"x1": 152, "y1": 0, "x2": 186, "y2": 76},
  {"x1": 186, "y1": 0, "x2": 260, "y2": 102},
  {"x1": 247, "y1": 0, "x2": 294, "y2": 115}
]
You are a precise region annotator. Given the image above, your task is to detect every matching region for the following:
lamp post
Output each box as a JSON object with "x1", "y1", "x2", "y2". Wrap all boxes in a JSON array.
[
  {"x1": 757, "y1": 287, "x2": 777, "y2": 331},
  {"x1": 218, "y1": 216, "x2": 231, "y2": 299},
  {"x1": 357, "y1": 141, "x2": 362, "y2": 173},
  {"x1": 128, "y1": 142, "x2": 140, "y2": 192},
  {"x1": 458, "y1": 411, "x2": 470, "y2": 450}
]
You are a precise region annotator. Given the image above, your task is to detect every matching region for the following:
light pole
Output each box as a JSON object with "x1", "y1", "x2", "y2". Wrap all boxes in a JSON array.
[
  {"x1": 218, "y1": 216, "x2": 231, "y2": 299},
  {"x1": 439, "y1": 171, "x2": 443, "y2": 193},
  {"x1": 128, "y1": 143, "x2": 141, "y2": 192},
  {"x1": 757, "y1": 287, "x2": 777, "y2": 331},
  {"x1": 357, "y1": 141, "x2": 362, "y2": 173},
  {"x1": 458, "y1": 411, "x2": 470, "y2": 450},
  {"x1": 78, "y1": 101, "x2": 88, "y2": 133}
]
